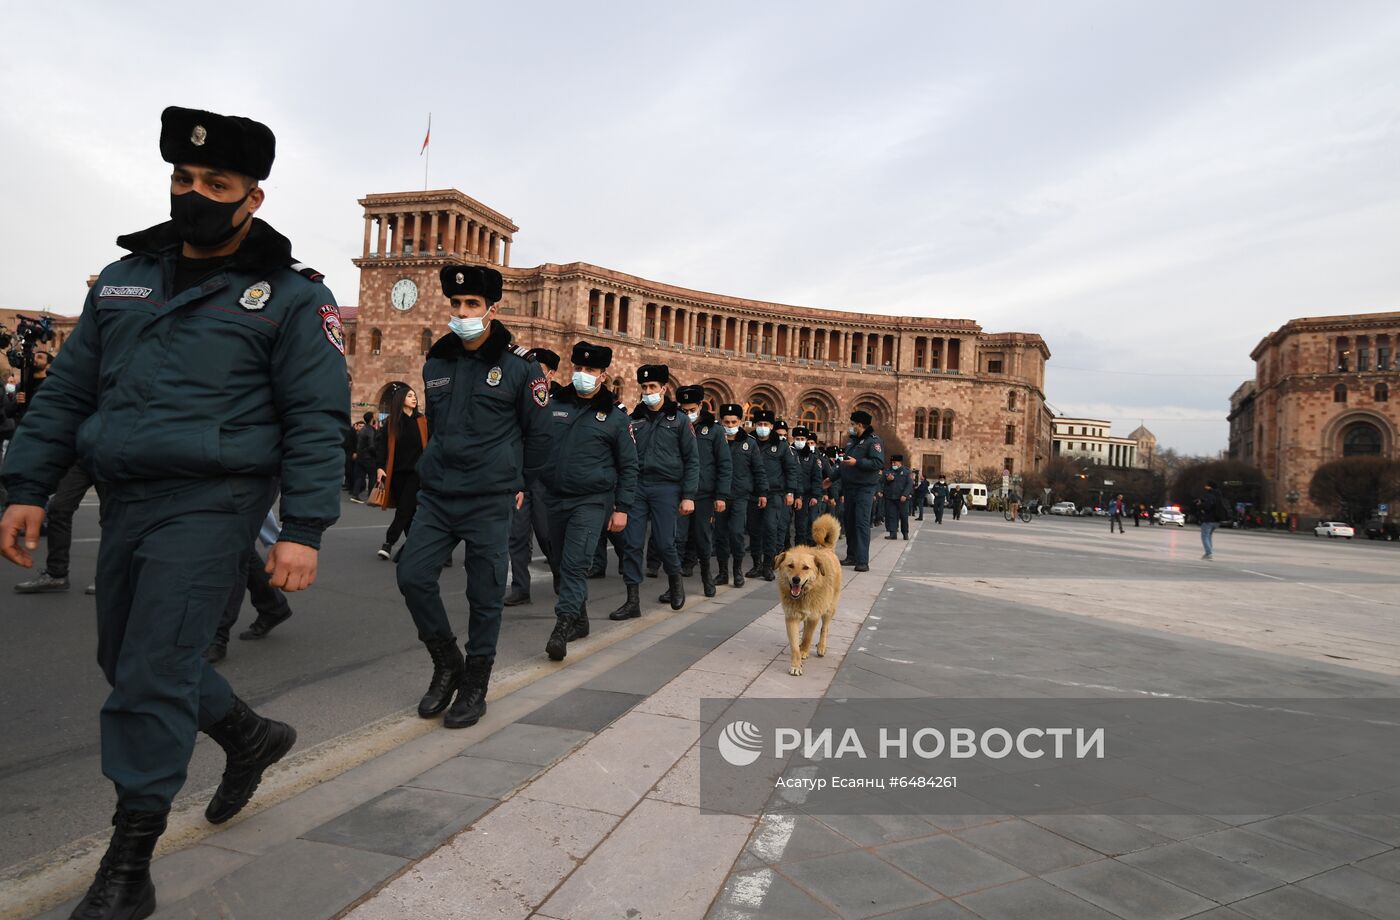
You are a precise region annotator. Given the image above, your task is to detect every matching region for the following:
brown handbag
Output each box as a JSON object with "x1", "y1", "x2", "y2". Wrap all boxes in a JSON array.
[{"x1": 366, "y1": 482, "x2": 389, "y2": 509}]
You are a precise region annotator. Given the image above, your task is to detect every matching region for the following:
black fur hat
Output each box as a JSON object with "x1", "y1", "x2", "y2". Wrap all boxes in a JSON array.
[
  {"x1": 160, "y1": 106, "x2": 276, "y2": 180},
  {"x1": 528, "y1": 348, "x2": 560, "y2": 371},
  {"x1": 571, "y1": 341, "x2": 612, "y2": 368},
  {"x1": 676, "y1": 384, "x2": 705, "y2": 404},
  {"x1": 637, "y1": 364, "x2": 670, "y2": 384},
  {"x1": 750, "y1": 409, "x2": 775, "y2": 424},
  {"x1": 718, "y1": 403, "x2": 743, "y2": 418},
  {"x1": 440, "y1": 265, "x2": 503, "y2": 303}
]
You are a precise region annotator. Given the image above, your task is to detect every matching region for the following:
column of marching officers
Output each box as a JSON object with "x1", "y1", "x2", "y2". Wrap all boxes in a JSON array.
[{"x1": 0, "y1": 104, "x2": 902, "y2": 920}]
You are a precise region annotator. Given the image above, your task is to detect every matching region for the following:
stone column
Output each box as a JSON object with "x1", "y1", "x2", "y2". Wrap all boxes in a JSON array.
[
  {"x1": 503, "y1": 238, "x2": 511, "y2": 267},
  {"x1": 376, "y1": 214, "x2": 387, "y2": 258},
  {"x1": 412, "y1": 213, "x2": 424, "y2": 255},
  {"x1": 429, "y1": 212, "x2": 440, "y2": 255},
  {"x1": 488, "y1": 232, "x2": 498, "y2": 263},
  {"x1": 362, "y1": 215, "x2": 373, "y2": 259},
  {"x1": 445, "y1": 213, "x2": 457, "y2": 255}
]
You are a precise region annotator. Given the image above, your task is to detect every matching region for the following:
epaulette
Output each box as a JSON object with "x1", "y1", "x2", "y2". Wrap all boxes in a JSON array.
[
  {"x1": 290, "y1": 262, "x2": 325, "y2": 282},
  {"x1": 510, "y1": 344, "x2": 533, "y2": 360}
]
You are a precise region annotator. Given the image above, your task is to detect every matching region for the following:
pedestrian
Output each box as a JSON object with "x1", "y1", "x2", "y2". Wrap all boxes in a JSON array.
[
  {"x1": 790, "y1": 425, "x2": 823, "y2": 546},
  {"x1": 1, "y1": 370, "x2": 19, "y2": 460},
  {"x1": 1110, "y1": 493, "x2": 1126, "y2": 533},
  {"x1": 822, "y1": 445, "x2": 843, "y2": 520},
  {"x1": 608, "y1": 365, "x2": 698, "y2": 620},
  {"x1": 397, "y1": 265, "x2": 550, "y2": 728},
  {"x1": 1134, "y1": 502, "x2": 1143, "y2": 527},
  {"x1": 504, "y1": 348, "x2": 561, "y2": 607},
  {"x1": 1194, "y1": 481, "x2": 1228, "y2": 560},
  {"x1": 1006, "y1": 488, "x2": 1022, "y2": 521},
  {"x1": 206, "y1": 510, "x2": 293, "y2": 663},
  {"x1": 374, "y1": 386, "x2": 427, "y2": 560},
  {"x1": 931, "y1": 475, "x2": 948, "y2": 524},
  {"x1": 715, "y1": 403, "x2": 767, "y2": 588},
  {"x1": 950, "y1": 487, "x2": 965, "y2": 520},
  {"x1": 349, "y1": 411, "x2": 377, "y2": 502},
  {"x1": 539, "y1": 341, "x2": 637, "y2": 660},
  {"x1": 12, "y1": 463, "x2": 99, "y2": 595},
  {"x1": 745, "y1": 408, "x2": 796, "y2": 581},
  {"x1": 664, "y1": 384, "x2": 731, "y2": 600},
  {"x1": 840, "y1": 410, "x2": 885, "y2": 571},
  {"x1": 342, "y1": 418, "x2": 358, "y2": 492},
  {"x1": 0, "y1": 105, "x2": 348, "y2": 918},
  {"x1": 912, "y1": 469, "x2": 925, "y2": 520},
  {"x1": 882, "y1": 454, "x2": 913, "y2": 539}
]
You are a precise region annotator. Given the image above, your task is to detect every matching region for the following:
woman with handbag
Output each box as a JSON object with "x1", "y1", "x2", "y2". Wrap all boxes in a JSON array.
[{"x1": 374, "y1": 386, "x2": 428, "y2": 560}]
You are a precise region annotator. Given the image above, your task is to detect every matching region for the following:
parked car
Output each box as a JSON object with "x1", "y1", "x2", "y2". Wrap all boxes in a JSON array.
[
  {"x1": 1314, "y1": 521, "x2": 1355, "y2": 539},
  {"x1": 1365, "y1": 518, "x2": 1399, "y2": 541},
  {"x1": 1155, "y1": 506, "x2": 1186, "y2": 527},
  {"x1": 1050, "y1": 502, "x2": 1077, "y2": 515}
]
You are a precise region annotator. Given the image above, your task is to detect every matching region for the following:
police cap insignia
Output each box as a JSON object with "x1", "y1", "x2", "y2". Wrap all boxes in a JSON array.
[
  {"x1": 455, "y1": 271, "x2": 465, "y2": 284},
  {"x1": 191, "y1": 125, "x2": 207, "y2": 146}
]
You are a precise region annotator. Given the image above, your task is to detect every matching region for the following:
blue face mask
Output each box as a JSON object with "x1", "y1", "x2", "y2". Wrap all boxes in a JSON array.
[
  {"x1": 573, "y1": 371, "x2": 598, "y2": 394},
  {"x1": 641, "y1": 392, "x2": 662, "y2": 408},
  {"x1": 448, "y1": 315, "x2": 486, "y2": 340},
  {"x1": 723, "y1": 425, "x2": 739, "y2": 436},
  {"x1": 755, "y1": 425, "x2": 771, "y2": 439}
]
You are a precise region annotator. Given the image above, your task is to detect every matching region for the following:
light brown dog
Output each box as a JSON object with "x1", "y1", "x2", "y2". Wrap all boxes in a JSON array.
[{"x1": 774, "y1": 514, "x2": 843, "y2": 676}]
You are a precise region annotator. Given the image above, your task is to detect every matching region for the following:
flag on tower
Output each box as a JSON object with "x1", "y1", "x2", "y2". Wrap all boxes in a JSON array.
[{"x1": 420, "y1": 114, "x2": 431, "y2": 155}]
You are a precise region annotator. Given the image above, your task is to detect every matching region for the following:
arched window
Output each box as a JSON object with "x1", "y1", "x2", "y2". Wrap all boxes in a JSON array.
[
  {"x1": 1377, "y1": 383, "x2": 1390, "y2": 403},
  {"x1": 941, "y1": 410, "x2": 955, "y2": 440},
  {"x1": 370, "y1": 328, "x2": 382, "y2": 355},
  {"x1": 1007, "y1": 391, "x2": 1017, "y2": 411},
  {"x1": 914, "y1": 409, "x2": 926, "y2": 439},
  {"x1": 1342, "y1": 421, "x2": 1382, "y2": 456},
  {"x1": 420, "y1": 328, "x2": 433, "y2": 354},
  {"x1": 1333, "y1": 384, "x2": 1347, "y2": 403}
]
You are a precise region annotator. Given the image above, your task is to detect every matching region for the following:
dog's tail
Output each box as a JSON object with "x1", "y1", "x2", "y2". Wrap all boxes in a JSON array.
[{"x1": 811, "y1": 513, "x2": 841, "y2": 550}]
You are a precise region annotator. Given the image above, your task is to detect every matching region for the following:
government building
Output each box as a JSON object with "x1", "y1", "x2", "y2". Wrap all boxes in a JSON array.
[
  {"x1": 343, "y1": 188, "x2": 1052, "y2": 479},
  {"x1": 1230, "y1": 311, "x2": 1399, "y2": 517}
]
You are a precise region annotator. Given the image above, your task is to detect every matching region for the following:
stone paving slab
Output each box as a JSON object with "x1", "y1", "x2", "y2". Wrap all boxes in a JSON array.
[
  {"x1": 514, "y1": 686, "x2": 646, "y2": 732},
  {"x1": 1295, "y1": 864, "x2": 1400, "y2": 919},
  {"x1": 161, "y1": 839, "x2": 405, "y2": 920},
  {"x1": 952, "y1": 818, "x2": 1102, "y2": 875},
  {"x1": 403, "y1": 754, "x2": 542, "y2": 800},
  {"x1": 302, "y1": 785, "x2": 495, "y2": 860},
  {"x1": 1227, "y1": 883, "x2": 1375, "y2": 919},
  {"x1": 953, "y1": 876, "x2": 1121, "y2": 920},
  {"x1": 1116, "y1": 841, "x2": 1281, "y2": 903},
  {"x1": 539, "y1": 798, "x2": 755, "y2": 920},
  {"x1": 1041, "y1": 858, "x2": 1214, "y2": 920},
  {"x1": 776, "y1": 849, "x2": 942, "y2": 918},
  {"x1": 453, "y1": 722, "x2": 591, "y2": 767}
]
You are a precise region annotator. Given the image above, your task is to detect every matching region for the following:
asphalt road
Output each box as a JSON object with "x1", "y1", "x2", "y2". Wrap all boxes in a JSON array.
[
  {"x1": 0, "y1": 499, "x2": 1390, "y2": 874},
  {"x1": 0, "y1": 494, "x2": 655, "y2": 873}
]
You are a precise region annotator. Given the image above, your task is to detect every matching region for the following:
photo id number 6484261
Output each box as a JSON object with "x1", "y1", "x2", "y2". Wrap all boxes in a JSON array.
[{"x1": 888, "y1": 776, "x2": 958, "y2": 789}]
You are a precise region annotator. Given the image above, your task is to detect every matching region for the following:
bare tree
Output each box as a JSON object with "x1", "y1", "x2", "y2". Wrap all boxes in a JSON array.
[{"x1": 1309, "y1": 458, "x2": 1400, "y2": 524}]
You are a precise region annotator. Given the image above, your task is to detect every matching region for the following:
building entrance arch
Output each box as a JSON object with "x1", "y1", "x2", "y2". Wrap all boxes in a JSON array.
[{"x1": 795, "y1": 388, "x2": 839, "y2": 446}]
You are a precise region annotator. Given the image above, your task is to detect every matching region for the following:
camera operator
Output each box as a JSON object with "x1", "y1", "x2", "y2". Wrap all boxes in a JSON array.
[{"x1": 14, "y1": 348, "x2": 52, "y2": 419}]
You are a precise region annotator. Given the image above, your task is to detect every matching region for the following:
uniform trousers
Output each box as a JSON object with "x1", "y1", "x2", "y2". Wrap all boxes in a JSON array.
[
  {"x1": 885, "y1": 498, "x2": 910, "y2": 537},
  {"x1": 763, "y1": 492, "x2": 791, "y2": 560},
  {"x1": 842, "y1": 485, "x2": 877, "y2": 564},
  {"x1": 622, "y1": 480, "x2": 681, "y2": 585},
  {"x1": 746, "y1": 496, "x2": 766, "y2": 566},
  {"x1": 546, "y1": 496, "x2": 607, "y2": 621},
  {"x1": 508, "y1": 482, "x2": 553, "y2": 595},
  {"x1": 397, "y1": 490, "x2": 513, "y2": 659},
  {"x1": 793, "y1": 499, "x2": 817, "y2": 546},
  {"x1": 95, "y1": 477, "x2": 272, "y2": 811},
  {"x1": 715, "y1": 496, "x2": 750, "y2": 568},
  {"x1": 214, "y1": 545, "x2": 290, "y2": 645},
  {"x1": 675, "y1": 497, "x2": 716, "y2": 569},
  {"x1": 42, "y1": 463, "x2": 96, "y2": 578}
]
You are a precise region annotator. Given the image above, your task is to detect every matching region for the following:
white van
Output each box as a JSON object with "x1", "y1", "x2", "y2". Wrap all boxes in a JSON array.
[{"x1": 950, "y1": 483, "x2": 988, "y2": 510}]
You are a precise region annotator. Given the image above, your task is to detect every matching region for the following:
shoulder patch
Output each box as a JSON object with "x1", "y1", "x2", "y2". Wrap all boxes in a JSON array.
[
  {"x1": 873, "y1": 443, "x2": 883, "y2": 453},
  {"x1": 530, "y1": 377, "x2": 549, "y2": 408},
  {"x1": 321, "y1": 309, "x2": 345, "y2": 355},
  {"x1": 290, "y1": 262, "x2": 325, "y2": 282}
]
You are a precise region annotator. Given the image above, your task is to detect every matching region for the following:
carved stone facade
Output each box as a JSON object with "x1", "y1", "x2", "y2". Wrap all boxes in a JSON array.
[
  {"x1": 1239, "y1": 311, "x2": 1400, "y2": 516},
  {"x1": 343, "y1": 188, "x2": 1051, "y2": 477}
]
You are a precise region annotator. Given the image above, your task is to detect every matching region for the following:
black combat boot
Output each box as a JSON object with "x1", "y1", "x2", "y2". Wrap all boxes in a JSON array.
[
  {"x1": 732, "y1": 557, "x2": 746, "y2": 587},
  {"x1": 571, "y1": 603, "x2": 590, "y2": 639},
  {"x1": 202, "y1": 641, "x2": 227, "y2": 664},
  {"x1": 701, "y1": 560, "x2": 717, "y2": 597},
  {"x1": 68, "y1": 807, "x2": 167, "y2": 920},
  {"x1": 715, "y1": 560, "x2": 729, "y2": 586},
  {"x1": 681, "y1": 561, "x2": 695, "y2": 577},
  {"x1": 444, "y1": 655, "x2": 492, "y2": 728},
  {"x1": 668, "y1": 571, "x2": 686, "y2": 610},
  {"x1": 238, "y1": 606, "x2": 292, "y2": 641},
  {"x1": 761, "y1": 556, "x2": 776, "y2": 582},
  {"x1": 202, "y1": 697, "x2": 296, "y2": 824},
  {"x1": 418, "y1": 636, "x2": 464, "y2": 717},
  {"x1": 609, "y1": 583, "x2": 641, "y2": 620},
  {"x1": 546, "y1": 617, "x2": 572, "y2": 661},
  {"x1": 744, "y1": 558, "x2": 763, "y2": 578}
]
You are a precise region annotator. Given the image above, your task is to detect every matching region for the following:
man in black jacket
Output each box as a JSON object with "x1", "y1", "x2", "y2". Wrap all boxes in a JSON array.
[
  {"x1": 840, "y1": 410, "x2": 885, "y2": 571},
  {"x1": 1195, "y1": 481, "x2": 1228, "y2": 560},
  {"x1": 715, "y1": 404, "x2": 767, "y2": 587},
  {"x1": 504, "y1": 348, "x2": 560, "y2": 606},
  {"x1": 609, "y1": 365, "x2": 698, "y2": 620},
  {"x1": 540, "y1": 342, "x2": 637, "y2": 659},
  {"x1": 662, "y1": 384, "x2": 732, "y2": 600},
  {"x1": 0, "y1": 105, "x2": 347, "y2": 919}
]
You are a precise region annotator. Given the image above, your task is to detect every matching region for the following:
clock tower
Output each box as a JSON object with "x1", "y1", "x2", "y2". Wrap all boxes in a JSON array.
[{"x1": 349, "y1": 189, "x2": 518, "y2": 409}]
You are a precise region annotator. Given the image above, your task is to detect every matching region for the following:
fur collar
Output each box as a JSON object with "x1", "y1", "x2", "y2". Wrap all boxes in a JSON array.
[
  {"x1": 427, "y1": 319, "x2": 513, "y2": 362},
  {"x1": 630, "y1": 396, "x2": 679, "y2": 420}
]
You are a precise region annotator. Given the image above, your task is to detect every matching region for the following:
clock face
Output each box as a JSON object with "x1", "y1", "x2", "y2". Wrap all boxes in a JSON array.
[{"x1": 391, "y1": 278, "x2": 418, "y2": 312}]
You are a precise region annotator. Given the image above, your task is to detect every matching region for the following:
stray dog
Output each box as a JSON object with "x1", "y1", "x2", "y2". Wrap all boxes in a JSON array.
[{"x1": 774, "y1": 514, "x2": 843, "y2": 676}]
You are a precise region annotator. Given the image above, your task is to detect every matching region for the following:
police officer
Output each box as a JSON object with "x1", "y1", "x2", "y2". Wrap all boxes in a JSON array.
[
  {"x1": 504, "y1": 347, "x2": 560, "y2": 606},
  {"x1": 540, "y1": 342, "x2": 637, "y2": 660},
  {"x1": 398, "y1": 265, "x2": 551, "y2": 730},
  {"x1": 773, "y1": 419, "x2": 796, "y2": 549},
  {"x1": 883, "y1": 453, "x2": 913, "y2": 540},
  {"x1": 840, "y1": 410, "x2": 885, "y2": 571},
  {"x1": 931, "y1": 475, "x2": 949, "y2": 524},
  {"x1": 662, "y1": 384, "x2": 732, "y2": 600},
  {"x1": 789, "y1": 425, "x2": 825, "y2": 546},
  {"x1": 0, "y1": 106, "x2": 348, "y2": 920},
  {"x1": 609, "y1": 365, "x2": 698, "y2": 620},
  {"x1": 822, "y1": 445, "x2": 843, "y2": 520},
  {"x1": 746, "y1": 409, "x2": 796, "y2": 581},
  {"x1": 715, "y1": 404, "x2": 767, "y2": 587}
]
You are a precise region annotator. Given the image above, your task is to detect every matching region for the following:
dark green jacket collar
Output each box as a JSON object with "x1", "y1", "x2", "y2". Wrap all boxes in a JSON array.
[
  {"x1": 115, "y1": 218, "x2": 296, "y2": 277},
  {"x1": 427, "y1": 319, "x2": 513, "y2": 363}
]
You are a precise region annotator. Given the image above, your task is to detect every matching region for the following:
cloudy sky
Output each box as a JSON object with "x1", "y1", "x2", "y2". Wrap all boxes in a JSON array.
[{"x1": 5, "y1": 1, "x2": 1398, "y2": 454}]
